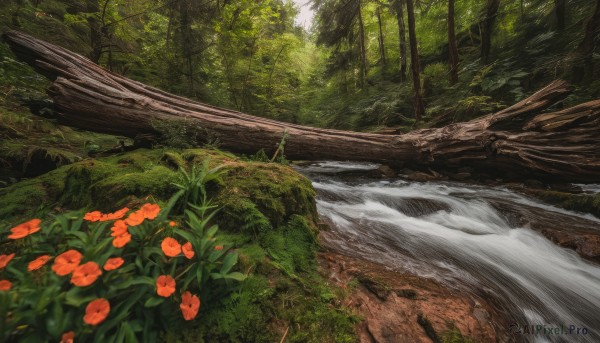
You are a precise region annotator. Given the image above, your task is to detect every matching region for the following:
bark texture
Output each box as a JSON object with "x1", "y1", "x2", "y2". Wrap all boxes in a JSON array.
[
  {"x1": 4, "y1": 30, "x2": 600, "y2": 182},
  {"x1": 448, "y1": 0, "x2": 459, "y2": 85},
  {"x1": 405, "y1": 0, "x2": 425, "y2": 121}
]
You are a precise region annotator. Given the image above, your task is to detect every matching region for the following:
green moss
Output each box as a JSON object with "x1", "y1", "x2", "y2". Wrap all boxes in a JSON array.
[
  {"x1": 441, "y1": 327, "x2": 475, "y2": 343},
  {"x1": 217, "y1": 162, "x2": 317, "y2": 232},
  {"x1": 529, "y1": 190, "x2": 600, "y2": 218},
  {"x1": 0, "y1": 134, "x2": 356, "y2": 342}
]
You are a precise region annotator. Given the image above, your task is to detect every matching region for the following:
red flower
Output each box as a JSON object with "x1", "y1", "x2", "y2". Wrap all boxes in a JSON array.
[
  {"x1": 60, "y1": 331, "x2": 74, "y2": 343},
  {"x1": 8, "y1": 219, "x2": 41, "y2": 239},
  {"x1": 52, "y1": 250, "x2": 83, "y2": 276},
  {"x1": 182, "y1": 242, "x2": 195, "y2": 259},
  {"x1": 161, "y1": 237, "x2": 181, "y2": 257},
  {"x1": 0, "y1": 253, "x2": 15, "y2": 270},
  {"x1": 156, "y1": 275, "x2": 176, "y2": 297},
  {"x1": 112, "y1": 232, "x2": 132, "y2": 248},
  {"x1": 83, "y1": 211, "x2": 102, "y2": 222},
  {"x1": 103, "y1": 257, "x2": 124, "y2": 271},
  {"x1": 84, "y1": 298, "x2": 110, "y2": 325},
  {"x1": 180, "y1": 291, "x2": 200, "y2": 320},
  {"x1": 71, "y1": 262, "x2": 102, "y2": 287},
  {"x1": 140, "y1": 203, "x2": 160, "y2": 220},
  {"x1": 214, "y1": 245, "x2": 224, "y2": 251},
  {"x1": 125, "y1": 211, "x2": 145, "y2": 226},
  {"x1": 110, "y1": 220, "x2": 128, "y2": 236},
  {"x1": 169, "y1": 221, "x2": 177, "y2": 227},
  {"x1": 0, "y1": 280, "x2": 12, "y2": 291},
  {"x1": 28, "y1": 255, "x2": 52, "y2": 271}
]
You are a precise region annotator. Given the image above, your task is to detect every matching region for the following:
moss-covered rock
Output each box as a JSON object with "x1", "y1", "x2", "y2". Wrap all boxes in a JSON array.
[{"x1": 528, "y1": 189, "x2": 600, "y2": 218}]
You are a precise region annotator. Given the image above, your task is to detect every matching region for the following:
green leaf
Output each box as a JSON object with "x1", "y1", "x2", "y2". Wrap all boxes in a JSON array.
[
  {"x1": 208, "y1": 249, "x2": 227, "y2": 263},
  {"x1": 65, "y1": 287, "x2": 97, "y2": 307},
  {"x1": 223, "y1": 272, "x2": 247, "y2": 281},
  {"x1": 206, "y1": 224, "x2": 218, "y2": 238},
  {"x1": 220, "y1": 253, "x2": 238, "y2": 274},
  {"x1": 144, "y1": 297, "x2": 165, "y2": 308}
]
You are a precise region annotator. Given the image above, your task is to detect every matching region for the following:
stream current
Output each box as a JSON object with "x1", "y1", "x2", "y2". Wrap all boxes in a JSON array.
[{"x1": 298, "y1": 161, "x2": 600, "y2": 343}]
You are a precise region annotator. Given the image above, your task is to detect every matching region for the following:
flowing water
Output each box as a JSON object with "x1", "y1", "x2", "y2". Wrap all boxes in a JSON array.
[{"x1": 298, "y1": 162, "x2": 600, "y2": 343}]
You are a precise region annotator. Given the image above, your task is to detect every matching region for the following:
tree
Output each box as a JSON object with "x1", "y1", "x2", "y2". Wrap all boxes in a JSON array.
[
  {"x1": 393, "y1": 0, "x2": 407, "y2": 81},
  {"x1": 555, "y1": 0, "x2": 566, "y2": 31},
  {"x1": 573, "y1": 0, "x2": 600, "y2": 82},
  {"x1": 405, "y1": 0, "x2": 425, "y2": 121},
  {"x1": 448, "y1": 0, "x2": 459, "y2": 85},
  {"x1": 376, "y1": 3, "x2": 387, "y2": 66},
  {"x1": 313, "y1": 0, "x2": 369, "y2": 89},
  {"x1": 357, "y1": 1, "x2": 368, "y2": 87},
  {"x1": 480, "y1": 0, "x2": 500, "y2": 63}
]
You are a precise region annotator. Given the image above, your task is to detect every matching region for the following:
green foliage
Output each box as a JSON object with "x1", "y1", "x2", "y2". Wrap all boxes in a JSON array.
[
  {"x1": 172, "y1": 159, "x2": 225, "y2": 213},
  {"x1": 453, "y1": 95, "x2": 505, "y2": 122},
  {"x1": 0, "y1": 190, "x2": 243, "y2": 342}
]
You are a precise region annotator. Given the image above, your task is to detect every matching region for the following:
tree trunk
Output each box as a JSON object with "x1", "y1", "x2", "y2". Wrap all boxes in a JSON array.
[
  {"x1": 405, "y1": 0, "x2": 425, "y2": 121},
  {"x1": 555, "y1": 0, "x2": 566, "y2": 31},
  {"x1": 573, "y1": 0, "x2": 600, "y2": 82},
  {"x1": 395, "y1": 0, "x2": 407, "y2": 82},
  {"x1": 376, "y1": 5, "x2": 386, "y2": 66},
  {"x1": 4, "y1": 30, "x2": 600, "y2": 183},
  {"x1": 448, "y1": 0, "x2": 459, "y2": 85},
  {"x1": 86, "y1": 0, "x2": 102, "y2": 64},
  {"x1": 357, "y1": 1, "x2": 368, "y2": 88},
  {"x1": 480, "y1": 0, "x2": 499, "y2": 63}
]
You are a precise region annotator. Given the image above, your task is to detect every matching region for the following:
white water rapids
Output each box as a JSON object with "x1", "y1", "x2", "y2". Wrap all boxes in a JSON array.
[{"x1": 299, "y1": 162, "x2": 600, "y2": 343}]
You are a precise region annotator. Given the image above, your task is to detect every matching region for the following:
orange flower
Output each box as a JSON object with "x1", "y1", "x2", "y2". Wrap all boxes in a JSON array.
[
  {"x1": 0, "y1": 253, "x2": 15, "y2": 269},
  {"x1": 71, "y1": 262, "x2": 102, "y2": 287},
  {"x1": 109, "y1": 207, "x2": 129, "y2": 220},
  {"x1": 84, "y1": 298, "x2": 110, "y2": 326},
  {"x1": 180, "y1": 291, "x2": 200, "y2": 321},
  {"x1": 140, "y1": 203, "x2": 161, "y2": 220},
  {"x1": 125, "y1": 211, "x2": 145, "y2": 226},
  {"x1": 161, "y1": 237, "x2": 181, "y2": 257},
  {"x1": 112, "y1": 232, "x2": 131, "y2": 248},
  {"x1": 156, "y1": 275, "x2": 176, "y2": 297},
  {"x1": 214, "y1": 245, "x2": 224, "y2": 251},
  {"x1": 52, "y1": 250, "x2": 83, "y2": 276},
  {"x1": 28, "y1": 255, "x2": 52, "y2": 271},
  {"x1": 8, "y1": 219, "x2": 41, "y2": 239},
  {"x1": 169, "y1": 221, "x2": 177, "y2": 227},
  {"x1": 83, "y1": 211, "x2": 102, "y2": 222},
  {"x1": 0, "y1": 280, "x2": 12, "y2": 291},
  {"x1": 182, "y1": 242, "x2": 195, "y2": 259},
  {"x1": 110, "y1": 220, "x2": 128, "y2": 236},
  {"x1": 103, "y1": 257, "x2": 124, "y2": 271},
  {"x1": 60, "y1": 331, "x2": 74, "y2": 343}
]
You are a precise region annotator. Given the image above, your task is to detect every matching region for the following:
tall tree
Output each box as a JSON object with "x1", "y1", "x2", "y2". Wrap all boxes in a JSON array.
[
  {"x1": 480, "y1": 0, "x2": 500, "y2": 63},
  {"x1": 405, "y1": 0, "x2": 425, "y2": 121},
  {"x1": 376, "y1": 4, "x2": 386, "y2": 66},
  {"x1": 86, "y1": 0, "x2": 102, "y2": 64},
  {"x1": 357, "y1": 1, "x2": 368, "y2": 88},
  {"x1": 394, "y1": 0, "x2": 407, "y2": 81},
  {"x1": 573, "y1": 0, "x2": 600, "y2": 81},
  {"x1": 555, "y1": 0, "x2": 566, "y2": 31},
  {"x1": 448, "y1": 0, "x2": 459, "y2": 85}
]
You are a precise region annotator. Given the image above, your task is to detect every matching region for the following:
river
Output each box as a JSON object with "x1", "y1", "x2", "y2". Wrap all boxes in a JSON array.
[{"x1": 298, "y1": 161, "x2": 600, "y2": 343}]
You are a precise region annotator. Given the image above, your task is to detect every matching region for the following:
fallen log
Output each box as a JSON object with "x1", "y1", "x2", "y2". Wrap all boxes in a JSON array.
[{"x1": 4, "y1": 30, "x2": 600, "y2": 182}]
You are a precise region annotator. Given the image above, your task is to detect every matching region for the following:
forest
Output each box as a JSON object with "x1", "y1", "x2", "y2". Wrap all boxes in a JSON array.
[{"x1": 0, "y1": 0, "x2": 600, "y2": 342}]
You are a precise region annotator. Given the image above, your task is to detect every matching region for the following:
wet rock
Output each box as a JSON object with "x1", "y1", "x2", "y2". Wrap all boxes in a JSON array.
[
  {"x1": 356, "y1": 273, "x2": 391, "y2": 301},
  {"x1": 402, "y1": 169, "x2": 441, "y2": 182},
  {"x1": 451, "y1": 172, "x2": 471, "y2": 181},
  {"x1": 417, "y1": 313, "x2": 441, "y2": 343},
  {"x1": 377, "y1": 165, "x2": 397, "y2": 178},
  {"x1": 395, "y1": 289, "x2": 417, "y2": 300},
  {"x1": 394, "y1": 198, "x2": 451, "y2": 217},
  {"x1": 524, "y1": 179, "x2": 545, "y2": 189}
]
